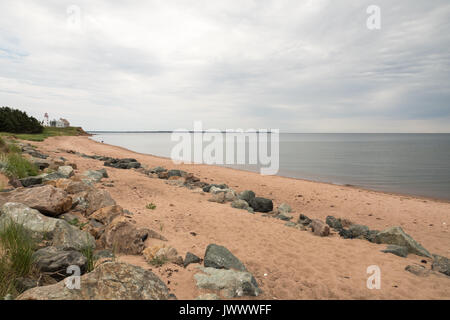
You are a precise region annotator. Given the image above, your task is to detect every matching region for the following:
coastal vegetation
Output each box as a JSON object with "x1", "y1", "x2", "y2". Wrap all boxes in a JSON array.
[
  {"x1": 0, "y1": 107, "x2": 43, "y2": 134},
  {"x1": 1, "y1": 126, "x2": 88, "y2": 142},
  {"x1": 0, "y1": 137, "x2": 39, "y2": 179},
  {"x1": 0, "y1": 220, "x2": 37, "y2": 298}
]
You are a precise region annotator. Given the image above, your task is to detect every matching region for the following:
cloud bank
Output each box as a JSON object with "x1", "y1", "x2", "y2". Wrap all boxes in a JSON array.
[{"x1": 0, "y1": 0, "x2": 449, "y2": 132}]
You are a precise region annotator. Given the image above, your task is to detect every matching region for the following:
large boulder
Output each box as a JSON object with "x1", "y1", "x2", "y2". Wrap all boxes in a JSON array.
[
  {"x1": 432, "y1": 255, "x2": 450, "y2": 276},
  {"x1": 248, "y1": 197, "x2": 273, "y2": 213},
  {"x1": 84, "y1": 189, "x2": 116, "y2": 216},
  {"x1": 204, "y1": 244, "x2": 247, "y2": 272},
  {"x1": 37, "y1": 172, "x2": 66, "y2": 183},
  {"x1": 194, "y1": 267, "x2": 261, "y2": 298},
  {"x1": 0, "y1": 203, "x2": 95, "y2": 250},
  {"x1": 375, "y1": 226, "x2": 432, "y2": 258},
  {"x1": 0, "y1": 185, "x2": 72, "y2": 216},
  {"x1": 100, "y1": 216, "x2": 165, "y2": 254},
  {"x1": 17, "y1": 262, "x2": 173, "y2": 300},
  {"x1": 81, "y1": 170, "x2": 107, "y2": 183},
  {"x1": 33, "y1": 246, "x2": 88, "y2": 280},
  {"x1": 89, "y1": 205, "x2": 124, "y2": 225}
]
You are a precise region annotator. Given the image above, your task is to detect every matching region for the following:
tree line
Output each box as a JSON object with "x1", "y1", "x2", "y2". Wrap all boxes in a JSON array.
[{"x1": 0, "y1": 107, "x2": 44, "y2": 134}]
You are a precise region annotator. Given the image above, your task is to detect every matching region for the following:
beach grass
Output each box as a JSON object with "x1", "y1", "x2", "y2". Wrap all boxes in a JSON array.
[
  {"x1": 0, "y1": 220, "x2": 37, "y2": 298},
  {"x1": 0, "y1": 126, "x2": 88, "y2": 142},
  {"x1": 0, "y1": 153, "x2": 39, "y2": 179}
]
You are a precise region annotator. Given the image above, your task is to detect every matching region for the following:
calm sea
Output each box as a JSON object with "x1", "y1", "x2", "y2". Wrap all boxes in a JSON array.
[{"x1": 90, "y1": 133, "x2": 450, "y2": 200}]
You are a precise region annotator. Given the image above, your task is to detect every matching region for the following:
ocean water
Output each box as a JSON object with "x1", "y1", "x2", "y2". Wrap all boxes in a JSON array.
[{"x1": 90, "y1": 132, "x2": 450, "y2": 200}]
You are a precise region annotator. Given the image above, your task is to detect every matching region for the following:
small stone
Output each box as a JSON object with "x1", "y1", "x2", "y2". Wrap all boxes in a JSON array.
[
  {"x1": 298, "y1": 214, "x2": 312, "y2": 226},
  {"x1": 248, "y1": 197, "x2": 273, "y2": 213},
  {"x1": 204, "y1": 244, "x2": 247, "y2": 272},
  {"x1": 405, "y1": 265, "x2": 430, "y2": 277},
  {"x1": 310, "y1": 219, "x2": 330, "y2": 237},
  {"x1": 238, "y1": 190, "x2": 256, "y2": 203},
  {"x1": 184, "y1": 252, "x2": 202, "y2": 268}
]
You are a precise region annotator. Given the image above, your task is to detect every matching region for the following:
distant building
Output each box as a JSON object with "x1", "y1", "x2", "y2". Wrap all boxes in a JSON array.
[{"x1": 50, "y1": 118, "x2": 70, "y2": 128}]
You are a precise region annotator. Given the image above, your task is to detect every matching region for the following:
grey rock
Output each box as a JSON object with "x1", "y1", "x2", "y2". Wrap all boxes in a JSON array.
[
  {"x1": 381, "y1": 245, "x2": 409, "y2": 258},
  {"x1": 33, "y1": 246, "x2": 88, "y2": 280},
  {"x1": 238, "y1": 190, "x2": 256, "y2": 203},
  {"x1": 366, "y1": 230, "x2": 379, "y2": 243},
  {"x1": 194, "y1": 267, "x2": 261, "y2": 298},
  {"x1": 14, "y1": 277, "x2": 38, "y2": 293},
  {"x1": 298, "y1": 214, "x2": 312, "y2": 226},
  {"x1": 184, "y1": 252, "x2": 202, "y2": 268},
  {"x1": 167, "y1": 169, "x2": 183, "y2": 178},
  {"x1": 19, "y1": 176, "x2": 43, "y2": 188},
  {"x1": 38, "y1": 172, "x2": 65, "y2": 182},
  {"x1": 277, "y1": 212, "x2": 293, "y2": 221},
  {"x1": 405, "y1": 265, "x2": 430, "y2": 277},
  {"x1": 0, "y1": 202, "x2": 95, "y2": 250},
  {"x1": 151, "y1": 166, "x2": 167, "y2": 174},
  {"x1": 277, "y1": 203, "x2": 292, "y2": 214},
  {"x1": 81, "y1": 170, "x2": 104, "y2": 183},
  {"x1": 375, "y1": 226, "x2": 432, "y2": 258},
  {"x1": 248, "y1": 197, "x2": 273, "y2": 213},
  {"x1": 204, "y1": 244, "x2": 247, "y2": 272},
  {"x1": 349, "y1": 224, "x2": 370, "y2": 239},
  {"x1": 326, "y1": 216, "x2": 343, "y2": 230},
  {"x1": 231, "y1": 199, "x2": 250, "y2": 210},
  {"x1": 432, "y1": 255, "x2": 450, "y2": 276},
  {"x1": 17, "y1": 262, "x2": 173, "y2": 300},
  {"x1": 57, "y1": 166, "x2": 74, "y2": 179},
  {"x1": 284, "y1": 222, "x2": 298, "y2": 228},
  {"x1": 202, "y1": 184, "x2": 228, "y2": 193}
]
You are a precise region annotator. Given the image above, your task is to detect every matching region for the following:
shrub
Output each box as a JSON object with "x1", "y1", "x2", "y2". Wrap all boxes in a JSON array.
[
  {"x1": 0, "y1": 107, "x2": 43, "y2": 134},
  {"x1": 0, "y1": 153, "x2": 38, "y2": 179}
]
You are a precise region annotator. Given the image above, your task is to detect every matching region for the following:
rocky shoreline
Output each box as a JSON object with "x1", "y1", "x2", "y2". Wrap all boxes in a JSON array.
[{"x1": 0, "y1": 137, "x2": 449, "y2": 300}]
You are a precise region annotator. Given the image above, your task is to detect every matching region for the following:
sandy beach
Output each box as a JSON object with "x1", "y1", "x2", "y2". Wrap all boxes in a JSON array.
[{"x1": 32, "y1": 135, "x2": 450, "y2": 300}]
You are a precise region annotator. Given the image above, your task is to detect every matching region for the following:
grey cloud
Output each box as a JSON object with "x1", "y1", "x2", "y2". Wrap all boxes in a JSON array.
[{"x1": 0, "y1": 0, "x2": 449, "y2": 132}]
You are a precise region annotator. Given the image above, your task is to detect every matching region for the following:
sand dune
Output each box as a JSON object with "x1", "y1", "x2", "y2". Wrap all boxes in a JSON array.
[{"x1": 34, "y1": 136, "x2": 450, "y2": 300}]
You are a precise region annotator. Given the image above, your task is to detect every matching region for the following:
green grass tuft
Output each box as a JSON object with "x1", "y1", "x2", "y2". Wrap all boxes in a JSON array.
[
  {"x1": 0, "y1": 219, "x2": 37, "y2": 298},
  {"x1": 0, "y1": 127, "x2": 88, "y2": 142},
  {"x1": 0, "y1": 153, "x2": 39, "y2": 179},
  {"x1": 146, "y1": 203, "x2": 157, "y2": 210},
  {"x1": 79, "y1": 245, "x2": 96, "y2": 273}
]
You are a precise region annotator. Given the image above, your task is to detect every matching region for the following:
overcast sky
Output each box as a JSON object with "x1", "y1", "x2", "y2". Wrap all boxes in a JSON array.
[{"x1": 0, "y1": 0, "x2": 449, "y2": 132}]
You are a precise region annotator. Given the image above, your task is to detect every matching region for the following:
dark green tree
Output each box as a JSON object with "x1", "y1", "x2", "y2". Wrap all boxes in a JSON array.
[{"x1": 0, "y1": 107, "x2": 44, "y2": 134}]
